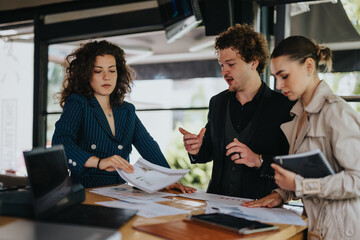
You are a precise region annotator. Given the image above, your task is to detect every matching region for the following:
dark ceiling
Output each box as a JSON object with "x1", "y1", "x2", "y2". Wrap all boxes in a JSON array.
[{"x1": 0, "y1": 0, "x2": 359, "y2": 72}]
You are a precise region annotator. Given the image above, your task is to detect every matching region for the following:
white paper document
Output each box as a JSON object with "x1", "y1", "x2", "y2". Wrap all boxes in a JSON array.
[
  {"x1": 215, "y1": 202, "x2": 306, "y2": 226},
  {"x1": 90, "y1": 184, "x2": 175, "y2": 203},
  {"x1": 96, "y1": 201, "x2": 190, "y2": 218},
  {"x1": 116, "y1": 158, "x2": 190, "y2": 193},
  {"x1": 179, "y1": 190, "x2": 252, "y2": 205},
  {"x1": 181, "y1": 191, "x2": 306, "y2": 226}
]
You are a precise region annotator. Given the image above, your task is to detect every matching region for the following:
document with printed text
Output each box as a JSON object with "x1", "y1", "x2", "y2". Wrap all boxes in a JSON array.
[
  {"x1": 116, "y1": 158, "x2": 190, "y2": 193},
  {"x1": 181, "y1": 191, "x2": 306, "y2": 226},
  {"x1": 96, "y1": 200, "x2": 190, "y2": 218},
  {"x1": 90, "y1": 184, "x2": 175, "y2": 203}
]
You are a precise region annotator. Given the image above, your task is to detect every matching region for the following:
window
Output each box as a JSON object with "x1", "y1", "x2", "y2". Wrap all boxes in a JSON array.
[
  {"x1": 341, "y1": 0, "x2": 360, "y2": 35},
  {"x1": 320, "y1": 72, "x2": 360, "y2": 111},
  {"x1": 0, "y1": 39, "x2": 34, "y2": 175},
  {"x1": 46, "y1": 41, "x2": 226, "y2": 190}
]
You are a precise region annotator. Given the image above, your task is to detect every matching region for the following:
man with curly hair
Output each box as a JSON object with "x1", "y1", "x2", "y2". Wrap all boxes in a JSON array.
[{"x1": 179, "y1": 24, "x2": 294, "y2": 199}]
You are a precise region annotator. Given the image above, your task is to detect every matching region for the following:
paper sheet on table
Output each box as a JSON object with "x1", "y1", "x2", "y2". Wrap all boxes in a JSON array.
[
  {"x1": 205, "y1": 201, "x2": 240, "y2": 214},
  {"x1": 205, "y1": 201, "x2": 306, "y2": 226},
  {"x1": 234, "y1": 204, "x2": 306, "y2": 226},
  {"x1": 180, "y1": 191, "x2": 306, "y2": 226},
  {"x1": 179, "y1": 190, "x2": 252, "y2": 205},
  {"x1": 116, "y1": 158, "x2": 190, "y2": 193},
  {"x1": 96, "y1": 201, "x2": 190, "y2": 218},
  {"x1": 90, "y1": 184, "x2": 175, "y2": 203}
]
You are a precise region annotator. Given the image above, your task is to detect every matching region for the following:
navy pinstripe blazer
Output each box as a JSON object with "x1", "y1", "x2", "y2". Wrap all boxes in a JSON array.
[{"x1": 52, "y1": 94, "x2": 170, "y2": 188}]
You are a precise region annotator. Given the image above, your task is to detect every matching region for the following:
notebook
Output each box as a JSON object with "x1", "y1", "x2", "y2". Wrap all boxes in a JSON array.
[
  {"x1": 23, "y1": 145, "x2": 137, "y2": 229},
  {"x1": 273, "y1": 149, "x2": 335, "y2": 178}
]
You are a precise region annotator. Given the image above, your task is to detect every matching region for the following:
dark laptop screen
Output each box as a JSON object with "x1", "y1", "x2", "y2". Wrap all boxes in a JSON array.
[{"x1": 23, "y1": 145, "x2": 72, "y2": 218}]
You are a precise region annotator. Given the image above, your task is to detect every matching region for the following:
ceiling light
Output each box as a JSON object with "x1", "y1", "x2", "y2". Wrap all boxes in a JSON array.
[
  {"x1": 189, "y1": 39, "x2": 215, "y2": 52},
  {"x1": 123, "y1": 46, "x2": 154, "y2": 64},
  {"x1": 123, "y1": 46, "x2": 153, "y2": 55},
  {"x1": 166, "y1": 15, "x2": 202, "y2": 43},
  {"x1": 0, "y1": 29, "x2": 18, "y2": 36}
]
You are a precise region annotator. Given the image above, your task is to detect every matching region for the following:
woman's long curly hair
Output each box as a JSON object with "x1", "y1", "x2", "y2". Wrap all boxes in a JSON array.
[{"x1": 59, "y1": 40, "x2": 134, "y2": 108}]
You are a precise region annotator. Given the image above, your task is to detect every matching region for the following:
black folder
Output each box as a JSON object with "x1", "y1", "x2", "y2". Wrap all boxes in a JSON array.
[
  {"x1": 189, "y1": 213, "x2": 278, "y2": 234},
  {"x1": 273, "y1": 149, "x2": 335, "y2": 178}
]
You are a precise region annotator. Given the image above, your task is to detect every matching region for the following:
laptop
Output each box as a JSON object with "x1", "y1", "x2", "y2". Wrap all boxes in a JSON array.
[{"x1": 23, "y1": 145, "x2": 137, "y2": 229}]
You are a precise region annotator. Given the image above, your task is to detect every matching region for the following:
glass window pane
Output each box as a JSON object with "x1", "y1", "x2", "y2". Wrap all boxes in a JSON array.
[
  {"x1": 346, "y1": 102, "x2": 360, "y2": 112},
  {"x1": 47, "y1": 62, "x2": 65, "y2": 113},
  {"x1": 0, "y1": 40, "x2": 33, "y2": 175},
  {"x1": 47, "y1": 114, "x2": 61, "y2": 146},
  {"x1": 321, "y1": 72, "x2": 360, "y2": 112},
  {"x1": 128, "y1": 78, "x2": 227, "y2": 109},
  {"x1": 47, "y1": 44, "x2": 73, "y2": 113},
  {"x1": 341, "y1": 0, "x2": 360, "y2": 34},
  {"x1": 321, "y1": 72, "x2": 360, "y2": 96}
]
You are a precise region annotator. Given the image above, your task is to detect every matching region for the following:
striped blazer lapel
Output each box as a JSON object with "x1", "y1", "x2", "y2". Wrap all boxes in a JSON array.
[
  {"x1": 89, "y1": 97, "x2": 116, "y2": 140},
  {"x1": 113, "y1": 104, "x2": 129, "y2": 141}
]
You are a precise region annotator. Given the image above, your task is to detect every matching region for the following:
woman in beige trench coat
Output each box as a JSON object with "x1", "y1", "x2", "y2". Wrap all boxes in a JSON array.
[{"x1": 243, "y1": 36, "x2": 360, "y2": 240}]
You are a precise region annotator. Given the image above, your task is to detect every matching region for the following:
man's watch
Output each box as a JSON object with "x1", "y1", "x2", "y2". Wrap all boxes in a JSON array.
[{"x1": 258, "y1": 154, "x2": 263, "y2": 167}]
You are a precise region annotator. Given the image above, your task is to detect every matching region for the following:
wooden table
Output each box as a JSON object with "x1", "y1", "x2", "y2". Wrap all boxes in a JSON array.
[
  {"x1": 0, "y1": 188, "x2": 306, "y2": 239},
  {"x1": 84, "y1": 189, "x2": 307, "y2": 240}
]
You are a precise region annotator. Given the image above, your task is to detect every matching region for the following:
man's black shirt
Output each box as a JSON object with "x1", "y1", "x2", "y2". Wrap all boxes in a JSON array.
[{"x1": 229, "y1": 83, "x2": 264, "y2": 134}]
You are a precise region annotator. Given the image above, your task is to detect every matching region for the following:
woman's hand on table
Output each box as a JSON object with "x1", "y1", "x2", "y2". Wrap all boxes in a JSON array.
[{"x1": 166, "y1": 182, "x2": 197, "y2": 193}]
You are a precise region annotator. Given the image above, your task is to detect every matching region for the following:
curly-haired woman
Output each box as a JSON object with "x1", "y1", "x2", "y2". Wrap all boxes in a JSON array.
[{"x1": 52, "y1": 40, "x2": 195, "y2": 193}]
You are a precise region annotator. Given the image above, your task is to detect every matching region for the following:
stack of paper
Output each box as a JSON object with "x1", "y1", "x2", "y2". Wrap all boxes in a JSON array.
[
  {"x1": 90, "y1": 184, "x2": 176, "y2": 202},
  {"x1": 90, "y1": 184, "x2": 190, "y2": 218}
]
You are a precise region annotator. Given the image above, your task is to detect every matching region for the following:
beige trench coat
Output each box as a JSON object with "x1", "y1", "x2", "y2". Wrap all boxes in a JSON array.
[{"x1": 275, "y1": 81, "x2": 360, "y2": 240}]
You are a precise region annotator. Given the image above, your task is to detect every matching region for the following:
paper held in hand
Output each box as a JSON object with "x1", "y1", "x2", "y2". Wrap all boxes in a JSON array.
[{"x1": 115, "y1": 158, "x2": 190, "y2": 193}]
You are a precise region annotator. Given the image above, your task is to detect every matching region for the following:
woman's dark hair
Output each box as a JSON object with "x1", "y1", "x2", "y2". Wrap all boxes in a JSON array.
[
  {"x1": 215, "y1": 23, "x2": 269, "y2": 75},
  {"x1": 271, "y1": 36, "x2": 332, "y2": 73},
  {"x1": 59, "y1": 40, "x2": 134, "y2": 107}
]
